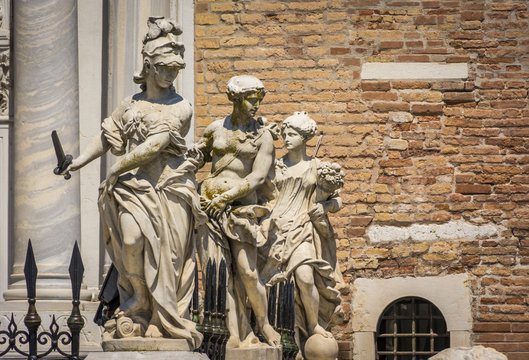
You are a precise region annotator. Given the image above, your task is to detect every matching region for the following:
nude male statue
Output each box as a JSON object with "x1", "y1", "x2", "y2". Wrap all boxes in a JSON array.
[{"x1": 195, "y1": 75, "x2": 281, "y2": 347}]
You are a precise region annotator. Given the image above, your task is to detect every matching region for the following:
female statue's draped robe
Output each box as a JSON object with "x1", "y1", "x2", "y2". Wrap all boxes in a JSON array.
[
  {"x1": 260, "y1": 158, "x2": 345, "y2": 344},
  {"x1": 98, "y1": 95, "x2": 206, "y2": 348}
]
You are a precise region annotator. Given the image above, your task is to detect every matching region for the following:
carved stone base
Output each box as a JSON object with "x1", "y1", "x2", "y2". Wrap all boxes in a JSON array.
[
  {"x1": 102, "y1": 337, "x2": 192, "y2": 352},
  {"x1": 85, "y1": 351, "x2": 208, "y2": 360},
  {"x1": 225, "y1": 346, "x2": 282, "y2": 360}
]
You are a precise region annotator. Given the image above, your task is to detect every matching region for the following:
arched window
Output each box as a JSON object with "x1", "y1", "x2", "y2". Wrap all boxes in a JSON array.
[{"x1": 376, "y1": 297, "x2": 449, "y2": 360}]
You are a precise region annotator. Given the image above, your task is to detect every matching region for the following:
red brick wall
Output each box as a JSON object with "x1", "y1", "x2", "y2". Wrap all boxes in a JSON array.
[{"x1": 194, "y1": 1, "x2": 529, "y2": 359}]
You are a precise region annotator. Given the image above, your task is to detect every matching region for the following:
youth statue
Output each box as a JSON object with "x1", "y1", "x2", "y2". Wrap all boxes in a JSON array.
[
  {"x1": 259, "y1": 112, "x2": 346, "y2": 359},
  {"x1": 195, "y1": 75, "x2": 281, "y2": 348},
  {"x1": 59, "y1": 17, "x2": 204, "y2": 348}
]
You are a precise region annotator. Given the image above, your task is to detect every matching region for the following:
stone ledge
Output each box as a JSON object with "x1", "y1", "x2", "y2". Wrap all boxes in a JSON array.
[
  {"x1": 226, "y1": 346, "x2": 282, "y2": 360},
  {"x1": 85, "y1": 351, "x2": 208, "y2": 360},
  {"x1": 102, "y1": 338, "x2": 192, "y2": 352},
  {"x1": 361, "y1": 62, "x2": 468, "y2": 80}
]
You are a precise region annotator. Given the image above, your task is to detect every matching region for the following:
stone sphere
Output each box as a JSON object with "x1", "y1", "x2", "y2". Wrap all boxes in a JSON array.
[{"x1": 304, "y1": 334, "x2": 339, "y2": 360}]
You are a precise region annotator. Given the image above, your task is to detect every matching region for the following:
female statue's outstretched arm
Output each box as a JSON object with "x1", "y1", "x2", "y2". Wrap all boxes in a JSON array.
[{"x1": 68, "y1": 130, "x2": 111, "y2": 171}]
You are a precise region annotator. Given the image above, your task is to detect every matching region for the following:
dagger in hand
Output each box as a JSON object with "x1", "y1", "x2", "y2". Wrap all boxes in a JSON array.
[{"x1": 51, "y1": 130, "x2": 73, "y2": 180}]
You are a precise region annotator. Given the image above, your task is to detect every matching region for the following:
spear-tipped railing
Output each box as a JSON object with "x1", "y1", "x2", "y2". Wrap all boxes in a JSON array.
[
  {"x1": 268, "y1": 279, "x2": 299, "y2": 360},
  {"x1": 0, "y1": 240, "x2": 86, "y2": 359},
  {"x1": 194, "y1": 258, "x2": 229, "y2": 360}
]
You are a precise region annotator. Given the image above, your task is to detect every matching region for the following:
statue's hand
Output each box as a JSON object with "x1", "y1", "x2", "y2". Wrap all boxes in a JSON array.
[
  {"x1": 205, "y1": 194, "x2": 228, "y2": 219},
  {"x1": 267, "y1": 272, "x2": 287, "y2": 287},
  {"x1": 308, "y1": 202, "x2": 326, "y2": 221},
  {"x1": 60, "y1": 158, "x2": 81, "y2": 175},
  {"x1": 186, "y1": 145, "x2": 204, "y2": 167}
]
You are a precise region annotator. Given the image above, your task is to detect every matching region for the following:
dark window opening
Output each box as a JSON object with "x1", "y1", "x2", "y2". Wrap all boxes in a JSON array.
[{"x1": 376, "y1": 297, "x2": 450, "y2": 360}]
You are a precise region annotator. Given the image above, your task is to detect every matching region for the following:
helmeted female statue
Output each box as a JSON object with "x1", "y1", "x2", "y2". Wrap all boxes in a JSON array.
[{"x1": 62, "y1": 17, "x2": 204, "y2": 348}]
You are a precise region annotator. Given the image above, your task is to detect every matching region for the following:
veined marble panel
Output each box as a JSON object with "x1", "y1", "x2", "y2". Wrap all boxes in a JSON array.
[{"x1": 0, "y1": 122, "x2": 9, "y2": 300}]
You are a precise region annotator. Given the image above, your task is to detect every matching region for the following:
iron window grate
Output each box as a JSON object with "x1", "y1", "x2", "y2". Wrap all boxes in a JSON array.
[{"x1": 376, "y1": 297, "x2": 450, "y2": 360}]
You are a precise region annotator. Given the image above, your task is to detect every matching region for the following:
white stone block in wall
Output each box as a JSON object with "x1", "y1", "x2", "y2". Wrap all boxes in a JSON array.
[
  {"x1": 361, "y1": 62, "x2": 468, "y2": 80},
  {"x1": 366, "y1": 219, "x2": 500, "y2": 243}
]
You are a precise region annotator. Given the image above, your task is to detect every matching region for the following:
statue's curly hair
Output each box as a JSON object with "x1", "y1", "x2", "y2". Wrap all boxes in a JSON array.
[
  {"x1": 281, "y1": 112, "x2": 318, "y2": 142},
  {"x1": 226, "y1": 75, "x2": 266, "y2": 102}
]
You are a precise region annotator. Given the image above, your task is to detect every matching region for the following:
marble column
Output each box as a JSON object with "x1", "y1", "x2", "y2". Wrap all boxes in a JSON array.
[{"x1": 4, "y1": 0, "x2": 86, "y2": 300}]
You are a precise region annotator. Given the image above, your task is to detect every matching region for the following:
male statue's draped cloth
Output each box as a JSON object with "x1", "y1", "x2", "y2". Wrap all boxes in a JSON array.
[
  {"x1": 196, "y1": 122, "x2": 275, "y2": 345},
  {"x1": 98, "y1": 98, "x2": 207, "y2": 348}
]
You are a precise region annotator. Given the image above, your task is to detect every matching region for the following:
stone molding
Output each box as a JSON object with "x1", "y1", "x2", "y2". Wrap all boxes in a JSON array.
[
  {"x1": 367, "y1": 220, "x2": 501, "y2": 243},
  {"x1": 361, "y1": 62, "x2": 469, "y2": 80}
]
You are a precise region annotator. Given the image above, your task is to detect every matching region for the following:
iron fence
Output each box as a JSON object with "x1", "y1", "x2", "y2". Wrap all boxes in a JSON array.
[
  {"x1": 0, "y1": 240, "x2": 85, "y2": 360},
  {"x1": 2, "y1": 241, "x2": 299, "y2": 360},
  {"x1": 194, "y1": 259, "x2": 229, "y2": 360},
  {"x1": 268, "y1": 280, "x2": 298, "y2": 360}
]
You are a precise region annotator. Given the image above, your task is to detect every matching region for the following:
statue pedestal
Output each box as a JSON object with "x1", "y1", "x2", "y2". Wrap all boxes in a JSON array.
[
  {"x1": 84, "y1": 344, "x2": 281, "y2": 360},
  {"x1": 226, "y1": 346, "x2": 282, "y2": 360},
  {"x1": 101, "y1": 337, "x2": 192, "y2": 352},
  {"x1": 85, "y1": 352, "x2": 208, "y2": 360}
]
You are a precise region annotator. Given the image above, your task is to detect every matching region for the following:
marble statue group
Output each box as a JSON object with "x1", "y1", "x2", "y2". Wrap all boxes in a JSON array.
[{"x1": 59, "y1": 17, "x2": 346, "y2": 360}]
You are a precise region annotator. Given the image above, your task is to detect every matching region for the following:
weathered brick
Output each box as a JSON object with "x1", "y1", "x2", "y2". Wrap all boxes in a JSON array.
[
  {"x1": 373, "y1": 102, "x2": 410, "y2": 112},
  {"x1": 380, "y1": 41, "x2": 404, "y2": 49},
  {"x1": 411, "y1": 103, "x2": 443, "y2": 115},
  {"x1": 361, "y1": 81, "x2": 391, "y2": 91},
  {"x1": 456, "y1": 184, "x2": 492, "y2": 194},
  {"x1": 423, "y1": 253, "x2": 458, "y2": 262},
  {"x1": 362, "y1": 91, "x2": 398, "y2": 101},
  {"x1": 220, "y1": 36, "x2": 260, "y2": 47},
  {"x1": 239, "y1": 14, "x2": 264, "y2": 24},
  {"x1": 196, "y1": 13, "x2": 220, "y2": 25},
  {"x1": 443, "y1": 92, "x2": 476, "y2": 104},
  {"x1": 196, "y1": 38, "x2": 220, "y2": 49},
  {"x1": 285, "y1": 24, "x2": 325, "y2": 34},
  {"x1": 288, "y1": 1, "x2": 327, "y2": 11},
  {"x1": 245, "y1": 3, "x2": 286, "y2": 12},
  {"x1": 379, "y1": 159, "x2": 413, "y2": 167},
  {"x1": 416, "y1": 15, "x2": 437, "y2": 25}
]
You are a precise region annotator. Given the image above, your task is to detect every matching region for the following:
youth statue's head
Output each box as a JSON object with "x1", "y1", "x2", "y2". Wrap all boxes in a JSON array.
[{"x1": 281, "y1": 112, "x2": 317, "y2": 150}]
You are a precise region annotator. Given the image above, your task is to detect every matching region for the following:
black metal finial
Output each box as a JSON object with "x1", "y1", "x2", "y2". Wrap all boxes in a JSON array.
[
  {"x1": 211, "y1": 260, "x2": 217, "y2": 314},
  {"x1": 277, "y1": 282, "x2": 284, "y2": 330},
  {"x1": 217, "y1": 260, "x2": 226, "y2": 314},
  {"x1": 205, "y1": 259, "x2": 212, "y2": 313},
  {"x1": 198, "y1": 259, "x2": 213, "y2": 354},
  {"x1": 268, "y1": 284, "x2": 277, "y2": 328},
  {"x1": 68, "y1": 241, "x2": 84, "y2": 301},
  {"x1": 193, "y1": 262, "x2": 199, "y2": 312},
  {"x1": 287, "y1": 280, "x2": 293, "y2": 330},
  {"x1": 217, "y1": 260, "x2": 229, "y2": 360},
  {"x1": 24, "y1": 239, "x2": 38, "y2": 299},
  {"x1": 67, "y1": 242, "x2": 85, "y2": 360}
]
